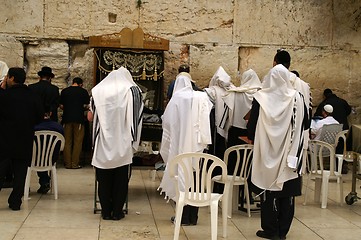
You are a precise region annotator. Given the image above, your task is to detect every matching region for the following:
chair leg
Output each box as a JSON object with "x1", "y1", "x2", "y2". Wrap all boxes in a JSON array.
[
  {"x1": 303, "y1": 173, "x2": 311, "y2": 205},
  {"x1": 173, "y1": 199, "x2": 184, "y2": 240},
  {"x1": 339, "y1": 176, "x2": 343, "y2": 206},
  {"x1": 314, "y1": 177, "x2": 322, "y2": 203},
  {"x1": 23, "y1": 168, "x2": 32, "y2": 200},
  {"x1": 228, "y1": 185, "x2": 235, "y2": 219},
  {"x1": 222, "y1": 183, "x2": 230, "y2": 238},
  {"x1": 321, "y1": 176, "x2": 329, "y2": 209},
  {"x1": 210, "y1": 200, "x2": 219, "y2": 240},
  {"x1": 244, "y1": 182, "x2": 251, "y2": 217},
  {"x1": 337, "y1": 156, "x2": 343, "y2": 183},
  {"x1": 52, "y1": 167, "x2": 58, "y2": 200}
]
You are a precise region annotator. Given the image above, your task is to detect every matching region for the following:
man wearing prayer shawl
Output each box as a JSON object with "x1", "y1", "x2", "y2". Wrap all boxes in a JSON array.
[
  {"x1": 88, "y1": 67, "x2": 143, "y2": 221},
  {"x1": 221, "y1": 69, "x2": 261, "y2": 178},
  {"x1": 247, "y1": 51, "x2": 309, "y2": 240},
  {"x1": 158, "y1": 72, "x2": 213, "y2": 225}
]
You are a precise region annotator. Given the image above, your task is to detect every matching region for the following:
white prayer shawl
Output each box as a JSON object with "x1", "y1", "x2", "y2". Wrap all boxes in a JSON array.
[
  {"x1": 159, "y1": 74, "x2": 212, "y2": 201},
  {"x1": 222, "y1": 69, "x2": 261, "y2": 129},
  {"x1": 251, "y1": 64, "x2": 305, "y2": 191},
  {"x1": 91, "y1": 67, "x2": 143, "y2": 169},
  {"x1": 0, "y1": 61, "x2": 9, "y2": 82},
  {"x1": 204, "y1": 66, "x2": 235, "y2": 138},
  {"x1": 289, "y1": 72, "x2": 312, "y2": 174},
  {"x1": 311, "y1": 116, "x2": 339, "y2": 140}
]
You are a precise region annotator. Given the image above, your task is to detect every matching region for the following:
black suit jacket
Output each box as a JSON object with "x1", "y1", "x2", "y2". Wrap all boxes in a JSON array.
[
  {"x1": 28, "y1": 80, "x2": 60, "y2": 122},
  {"x1": 0, "y1": 85, "x2": 44, "y2": 161}
]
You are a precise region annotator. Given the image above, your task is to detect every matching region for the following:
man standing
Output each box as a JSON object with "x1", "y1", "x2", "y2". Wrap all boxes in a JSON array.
[
  {"x1": 159, "y1": 72, "x2": 213, "y2": 225},
  {"x1": 60, "y1": 77, "x2": 90, "y2": 169},
  {"x1": 247, "y1": 51, "x2": 308, "y2": 240},
  {"x1": 88, "y1": 67, "x2": 143, "y2": 220},
  {"x1": 28, "y1": 66, "x2": 59, "y2": 122},
  {"x1": 0, "y1": 67, "x2": 44, "y2": 210}
]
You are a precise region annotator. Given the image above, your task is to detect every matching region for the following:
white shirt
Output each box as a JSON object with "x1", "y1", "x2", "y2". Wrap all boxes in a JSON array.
[{"x1": 311, "y1": 116, "x2": 339, "y2": 140}]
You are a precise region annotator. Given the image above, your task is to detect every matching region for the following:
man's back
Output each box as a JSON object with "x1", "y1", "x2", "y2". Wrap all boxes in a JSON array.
[
  {"x1": 29, "y1": 80, "x2": 59, "y2": 122},
  {"x1": 60, "y1": 86, "x2": 89, "y2": 124}
]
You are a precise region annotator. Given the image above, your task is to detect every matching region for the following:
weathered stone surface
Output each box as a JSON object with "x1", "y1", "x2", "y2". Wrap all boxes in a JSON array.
[
  {"x1": 0, "y1": 35, "x2": 24, "y2": 67},
  {"x1": 69, "y1": 44, "x2": 94, "y2": 93},
  {"x1": 0, "y1": 0, "x2": 43, "y2": 36},
  {"x1": 235, "y1": 0, "x2": 332, "y2": 47},
  {"x1": 190, "y1": 44, "x2": 239, "y2": 89},
  {"x1": 25, "y1": 41, "x2": 69, "y2": 89},
  {"x1": 333, "y1": 0, "x2": 361, "y2": 49}
]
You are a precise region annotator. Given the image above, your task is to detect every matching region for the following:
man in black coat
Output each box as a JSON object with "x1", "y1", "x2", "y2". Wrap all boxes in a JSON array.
[
  {"x1": 28, "y1": 66, "x2": 59, "y2": 122},
  {"x1": 0, "y1": 67, "x2": 44, "y2": 211},
  {"x1": 314, "y1": 88, "x2": 351, "y2": 130}
]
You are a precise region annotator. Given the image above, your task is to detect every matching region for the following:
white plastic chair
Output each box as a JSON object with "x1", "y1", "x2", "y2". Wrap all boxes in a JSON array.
[
  {"x1": 212, "y1": 144, "x2": 253, "y2": 218},
  {"x1": 304, "y1": 140, "x2": 343, "y2": 208},
  {"x1": 169, "y1": 152, "x2": 229, "y2": 240},
  {"x1": 24, "y1": 130, "x2": 65, "y2": 200}
]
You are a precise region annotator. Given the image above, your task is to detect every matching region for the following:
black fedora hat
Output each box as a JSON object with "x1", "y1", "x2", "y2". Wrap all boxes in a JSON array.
[{"x1": 38, "y1": 66, "x2": 55, "y2": 78}]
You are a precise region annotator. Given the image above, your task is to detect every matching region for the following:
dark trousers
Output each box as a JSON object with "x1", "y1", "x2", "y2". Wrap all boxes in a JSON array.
[
  {"x1": 0, "y1": 158, "x2": 28, "y2": 208},
  {"x1": 261, "y1": 192, "x2": 295, "y2": 238},
  {"x1": 37, "y1": 171, "x2": 50, "y2": 186},
  {"x1": 96, "y1": 165, "x2": 129, "y2": 218},
  {"x1": 182, "y1": 205, "x2": 199, "y2": 225}
]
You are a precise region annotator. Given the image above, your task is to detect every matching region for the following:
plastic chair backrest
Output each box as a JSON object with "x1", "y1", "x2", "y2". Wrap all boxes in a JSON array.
[
  {"x1": 31, "y1": 130, "x2": 65, "y2": 171},
  {"x1": 309, "y1": 140, "x2": 336, "y2": 175},
  {"x1": 319, "y1": 123, "x2": 343, "y2": 156},
  {"x1": 169, "y1": 152, "x2": 227, "y2": 205},
  {"x1": 223, "y1": 144, "x2": 253, "y2": 182}
]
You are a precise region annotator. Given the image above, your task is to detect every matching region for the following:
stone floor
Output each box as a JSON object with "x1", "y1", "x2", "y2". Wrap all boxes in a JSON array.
[{"x1": 1, "y1": 164, "x2": 361, "y2": 240}]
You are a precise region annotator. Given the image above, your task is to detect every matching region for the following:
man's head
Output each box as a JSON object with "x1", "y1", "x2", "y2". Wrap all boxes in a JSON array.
[
  {"x1": 323, "y1": 88, "x2": 333, "y2": 99},
  {"x1": 273, "y1": 50, "x2": 291, "y2": 69},
  {"x1": 178, "y1": 64, "x2": 190, "y2": 73},
  {"x1": 323, "y1": 104, "x2": 333, "y2": 117},
  {"x1": 72, "y1": 77, "x2": 83, "y2": 86},
  {"x1": 7, "y1": 67, "x2": 26, "y2": 85},
  {"x1": 38, "y1": 66, "x2": 55, "y2": 79}
]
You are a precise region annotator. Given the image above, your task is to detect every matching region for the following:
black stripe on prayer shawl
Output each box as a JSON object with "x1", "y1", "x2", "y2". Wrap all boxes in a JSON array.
[
  {"x1": 91, "y1": 97, "x2": 100, "y2": 149},
  {"x1": 130, "y1": 86, "x2": 143, "y2": 142},
  {"x1": 219, "y1": 103, "x2": 229, "y2": 129},
  {"x1": 290, "y1": 96, "x2": 305, "y2": 174}
]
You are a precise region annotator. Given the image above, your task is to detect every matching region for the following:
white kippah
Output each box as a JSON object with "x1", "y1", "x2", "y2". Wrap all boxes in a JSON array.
[{"x1": 324, "y1": 104, "x2": 333, "y2": 113}]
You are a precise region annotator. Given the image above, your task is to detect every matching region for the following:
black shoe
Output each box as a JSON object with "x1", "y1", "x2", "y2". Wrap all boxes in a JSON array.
[
  {"x1": 170, "y1": 216, "x2": 191, "y2": 226},
  {"x1": 9, "y1": 204, "x2": 20, "y2": 211},
  {"x1": 102, "y1": 215, "x2": 111, "y2": 220},
  {"x1": 37, "y1": 184, "x2": 50, "y2": 194},
  {"x1": 256, "y1": 230, "x2": 280, "y2": 240},
  {"x1": 112, "y1": 212, "x2": 125, "y2": 221}
]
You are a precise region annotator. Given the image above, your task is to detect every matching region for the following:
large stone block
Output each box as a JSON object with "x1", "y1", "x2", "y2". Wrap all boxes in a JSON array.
[
  {"x1": 189, "y1": 44, "x2": 238, "y2": 88},
  {"x1": 44, "y1": 0, "x2": 139, "y2": 38},
  {"x1": 141, "y1": 0, "x2": 234, "y2": 44},
  {"x1": 333, "y1": 0, "x2": 361, "y2": 50},
  {"x1": 25, "y1": 40, "x2": 69, "y2": 89},
  {"x1": 0, "y1": 35, "x2": 24, "y2": 67},
  {"x1": 235, "y1": 0, "x2": 332, "y2": 47},
  {"x1": 69, "y1": 45, "x2": 94, "y2": 93},
  {"x1": 0, "y1": 0, "x2": 42, "y2": 36}
]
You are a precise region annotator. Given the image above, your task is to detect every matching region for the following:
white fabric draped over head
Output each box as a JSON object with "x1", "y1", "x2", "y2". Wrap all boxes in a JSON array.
[
  {"x1": 204, "y1": 66, "x2": 235, "y2": 138},
  {"x1": 222, "y1": 69, "x2": 262, "y2": 129},
  {"x1": 0, "y1": 61, "x2": 9, "y2": 82},
  {"x1": 91, "y1": 67, "x2": 143, "y2": 169},
  {"x1": 251, "y1": 64, "x2": 305, "y2": 191}
]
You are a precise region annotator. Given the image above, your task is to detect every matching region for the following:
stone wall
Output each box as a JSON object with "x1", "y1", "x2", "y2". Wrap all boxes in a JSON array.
[{"x1": 0, "y1": 0, "x2": 361, "y2": 123}]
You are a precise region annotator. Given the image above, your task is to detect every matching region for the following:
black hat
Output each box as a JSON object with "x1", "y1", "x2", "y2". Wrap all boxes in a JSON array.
[{"x1": 38, "y1": 66, "x2": 55, "y2": 78}]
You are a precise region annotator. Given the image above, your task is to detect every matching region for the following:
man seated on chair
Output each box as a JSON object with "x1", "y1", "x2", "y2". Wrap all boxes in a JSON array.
[
  {"x1": 34, "y1": 106, "x2": 64, "y2": 194},
  {"x1": 310, "y1": 104, "x2": 339, "y2": 140}
]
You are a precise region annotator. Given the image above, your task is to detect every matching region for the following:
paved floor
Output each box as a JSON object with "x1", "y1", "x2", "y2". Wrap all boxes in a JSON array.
[{"x1": 1, "y1": 164, "x2": 361, "y2": 240}]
